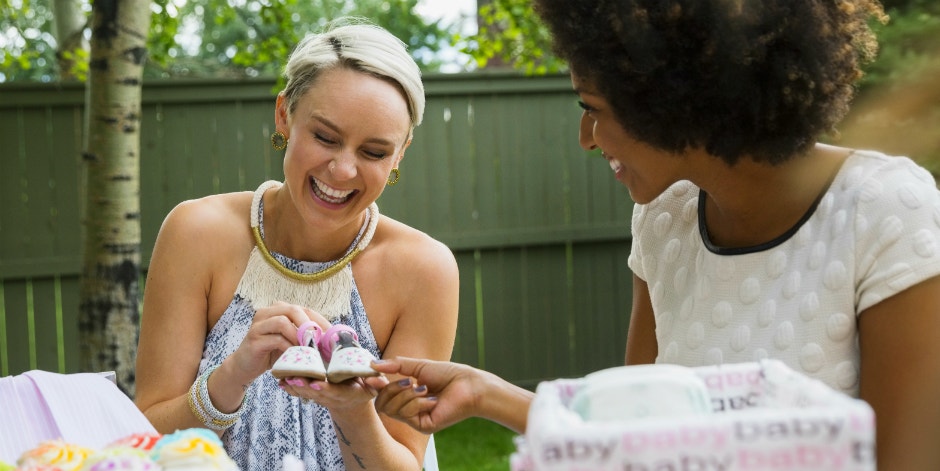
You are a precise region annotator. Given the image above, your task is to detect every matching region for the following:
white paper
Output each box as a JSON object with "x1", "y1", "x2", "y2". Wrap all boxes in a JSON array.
[{"x1": 0, "y1": 370, "x2": 156, "y2": 463}]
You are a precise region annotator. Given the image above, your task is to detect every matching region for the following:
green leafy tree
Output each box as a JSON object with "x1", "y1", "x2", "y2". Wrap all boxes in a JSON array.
[
  {"x1": 860, "y1": 0, "x2": 940, "y2": 91},
  {"x1": 1, "y1": 0, "x2": 459, "y2": 82},
  {"x1": 841, "y1": 0, "x2": 940, "y2": 176},
  {"x1": 1, "y1": 0, "x2": 60, "y2": 81},
  {"x1": 461, "y1": 0, "x2": 562, "y2": 74},
  {"x1": 145, "y1": 0, "x2": 457, "y2": 79},
  {"x1": 218, "y1": 0, "x2": 456, "y2": 78},
  {"x1": 462, "y1": 0, "x2": 940, "y2": 83}
]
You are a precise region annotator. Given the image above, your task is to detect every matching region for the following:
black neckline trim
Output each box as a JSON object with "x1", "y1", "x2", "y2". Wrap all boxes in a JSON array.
[{"x1": 698, "y1": 186, "x2": 829, "y2": 256}]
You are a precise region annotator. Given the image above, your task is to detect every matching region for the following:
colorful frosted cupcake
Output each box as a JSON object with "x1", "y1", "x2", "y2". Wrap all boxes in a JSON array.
[
  {"x1": 16, "y1": 440, "x2": 92, "y2": 471},
  {"x1": 106, "y1": 433, "x2": 163, "y2": 453},
  {"x1": 150, "y1": 429, "x2": 238, "y2": 470},
  {"x1": 80, "y1": 447, "x2": 159, "y2": 471}
]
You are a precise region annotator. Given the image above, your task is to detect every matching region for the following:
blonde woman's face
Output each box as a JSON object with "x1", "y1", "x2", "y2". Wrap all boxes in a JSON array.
[{"x1": 277, "y1": 67, "x2": 412, "y2": 228}]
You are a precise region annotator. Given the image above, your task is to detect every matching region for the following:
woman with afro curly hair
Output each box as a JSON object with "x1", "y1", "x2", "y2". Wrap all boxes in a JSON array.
[{"x1": 372, "y1": 1, "x2": 940, "y2": 468}]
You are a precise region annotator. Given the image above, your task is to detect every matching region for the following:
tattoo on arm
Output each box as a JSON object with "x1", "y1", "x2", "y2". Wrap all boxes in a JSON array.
[
  {"x1": 334, "y1": 421, "x2": 366, "y2": 468},
  {"x1": 333, "y1": 420, "x2": 351, "y2": 446},
  {"x1": 353, "y1": 454, "x2": 366, "y2": 469}
]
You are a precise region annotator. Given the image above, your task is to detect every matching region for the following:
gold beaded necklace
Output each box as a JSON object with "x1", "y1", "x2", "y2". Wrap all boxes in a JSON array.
[{"x1": 250, "y1": 180, "x2": 378, "y2": 283}]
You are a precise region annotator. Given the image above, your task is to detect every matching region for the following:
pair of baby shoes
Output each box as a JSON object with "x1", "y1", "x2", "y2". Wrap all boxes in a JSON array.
[{"x1": 271, "y1": 322, "x2": 380, "y2": 383}]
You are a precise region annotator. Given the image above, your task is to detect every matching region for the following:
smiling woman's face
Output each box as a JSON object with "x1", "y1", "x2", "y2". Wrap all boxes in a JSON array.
[
  {"x1": 277, "y1": 66, "x2": 412, "y2": 228},
  {"x1": 571, "y1": 72, "x2": 685, "y2": 204}
]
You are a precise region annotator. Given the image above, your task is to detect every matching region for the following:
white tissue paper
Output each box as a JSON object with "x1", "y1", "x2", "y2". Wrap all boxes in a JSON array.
[{"x1": 0, "y1": 370, "x2": 157, "y2": 463}]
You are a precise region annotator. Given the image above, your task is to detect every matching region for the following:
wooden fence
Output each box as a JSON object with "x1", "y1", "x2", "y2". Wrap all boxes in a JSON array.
[{"x1": 0, "y1": 72, "x2": 635, "y2": 390}]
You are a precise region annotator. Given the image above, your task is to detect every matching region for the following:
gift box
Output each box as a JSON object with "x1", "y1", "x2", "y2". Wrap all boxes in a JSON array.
[{"x1": 511, "y1": 360, "x2": 875, "y2": 471}]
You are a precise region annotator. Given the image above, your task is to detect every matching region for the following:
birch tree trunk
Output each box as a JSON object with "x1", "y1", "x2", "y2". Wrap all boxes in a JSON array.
[{"x1": 79, "y1": 0, "x2": 151, "y2": 396}]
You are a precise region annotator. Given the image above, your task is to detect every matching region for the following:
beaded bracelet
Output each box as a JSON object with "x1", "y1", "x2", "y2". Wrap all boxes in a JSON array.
[
  {"x1": 188, "y1": 364, "x2": 246, "y2": 431},
  {"x1": 186, "y1": 382, "x2": 211, "y2": 426}
]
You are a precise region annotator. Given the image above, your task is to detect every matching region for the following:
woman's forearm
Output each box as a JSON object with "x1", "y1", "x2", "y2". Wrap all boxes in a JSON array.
[
  {"x1": 330, "y1": 402, "x2": 423, "y2": 470},
  {"x1": 477, "y1": 369, "x2": 535, "y2": 434}
]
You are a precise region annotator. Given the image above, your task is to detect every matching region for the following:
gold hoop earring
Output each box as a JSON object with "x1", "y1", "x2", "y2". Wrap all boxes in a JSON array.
[
  {"x1": 271, "y1": 131, "x2": 288, "y2": 150},
  {"x1": 387, "y1": 168, "x2": 400, "y2": 186}
]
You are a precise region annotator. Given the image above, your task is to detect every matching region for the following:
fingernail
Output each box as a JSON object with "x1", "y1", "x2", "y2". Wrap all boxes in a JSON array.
[
  {"x1": 415, "y1": 385, "x2": 427, "y2": 393},
  {"x1": 427, "y1": 396, "x2": 438, "y2": 402},
  {"x1": 310, "y1": 383, "x2": 322, "y2": 391},
  {"x1": 398, "y1": 378, "x2": 411, "y2": 387},
  {"x1": 287, "y1": 379, "x2": 304, "y2": 386},
  {"x1": 371, "y1": 359, "x2": 387, "y2": 365}
]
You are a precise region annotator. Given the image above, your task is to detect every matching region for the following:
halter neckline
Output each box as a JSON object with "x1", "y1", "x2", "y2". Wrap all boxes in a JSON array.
[{"x1": 249, "y1": 180, "x2": 379, "y2": 282}]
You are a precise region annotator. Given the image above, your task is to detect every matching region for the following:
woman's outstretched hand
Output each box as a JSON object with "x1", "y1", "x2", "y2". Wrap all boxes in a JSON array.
[
  {"x1": 372, "y1": 357, "x2": 533, "y2": 434},
  {"x1": 372, "y1": 357, "x2": 482, "y2": 433}
]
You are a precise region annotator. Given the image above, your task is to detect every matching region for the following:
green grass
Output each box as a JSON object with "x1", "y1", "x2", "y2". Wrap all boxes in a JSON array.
[{"x1": 433, "y1": 417, "x2": 519, "y2": 470}]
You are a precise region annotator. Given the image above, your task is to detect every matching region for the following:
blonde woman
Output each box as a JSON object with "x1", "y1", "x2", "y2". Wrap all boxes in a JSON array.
[{"x1": 135, "y1": 20, "x2": 458, "y2": 470}]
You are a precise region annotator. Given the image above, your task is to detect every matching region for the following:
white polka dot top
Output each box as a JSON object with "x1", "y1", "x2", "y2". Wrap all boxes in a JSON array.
[{"x1": 628, "y1": 150, "x2": 940, "y2": 396}]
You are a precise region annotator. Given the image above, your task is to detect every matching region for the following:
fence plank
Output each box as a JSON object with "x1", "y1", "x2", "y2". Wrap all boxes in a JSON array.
[
  {"x1": 449, "y1": 97, "x2": 485, "y2": 236},
  {"x1": 515, "y1": 245, "x2": 576, "y2": 383},
  {"x1": 23, "y1": 108, "x2": 57, "y2": 261},
  {"x1": 30, "y1": 277, "x2": 63, "y2": 373},
  {"x1": 476, "y1": 248, "x2": 526, "y2": 379},
  {"x1": 140, "y1": 103, "x2": 168, "y2": 268},
  {"x1": 476, "y1": 245, "x2": 574, "y2": 387},
  {"x1": 59, "y1": 275, "x2": 82, "y2": 373},
  {"x1": 0, "y1": 108, "x2": 29, "y2": 266},
  {"x1": 450, "y1": 250, "x2": 480, "y2": 366},
  {"x1": 570, "y1": 240, "x2": 634, "y2": 372},
  {"x1": 49, "y1": 107, "x2": 85, "y2": 261},
  {"x1": 1, "y1": 279, "x2": 33, "y2": 374},
  {"x1": 0, "y1": 283, "x2": 7, "y2": 375}
]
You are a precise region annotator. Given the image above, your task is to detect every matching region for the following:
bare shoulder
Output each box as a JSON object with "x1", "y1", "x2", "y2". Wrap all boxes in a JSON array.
[
  {"x1": 160, "y1": 192, "x2": 252, "y2": 241},
  {"x1": 371, "y1": 215, "x2": 457, "y2": 278},
  {"x1": 357, "y1": 214, "x2": 459, "y2": 307},
  {"x1": 144, "y1": 190, "x2": 256, "y2": 328},
  {"x1": 147, "y1": 191, "x2": 255, "y2": 299}
]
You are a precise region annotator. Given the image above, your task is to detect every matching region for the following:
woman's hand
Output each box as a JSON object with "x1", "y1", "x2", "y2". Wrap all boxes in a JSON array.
[
  {"x1": 227, "y1": 301, "x2": 328, "y2": 384},
  {"x1": 372, "y1": 357, "x2": 488, "y2": 433},
  {"x1": 373, "y1": 357, "x2": 533, "y2": 434},
  {"x1": 279, "y1": 375, "x2": 390, "y2": 412}
]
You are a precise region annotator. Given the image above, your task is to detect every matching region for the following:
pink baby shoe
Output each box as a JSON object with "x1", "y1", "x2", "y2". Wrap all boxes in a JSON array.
[
  {"x1": 319, "y1": 324, "x2": 380, "y2": 383},
  {"x1": 271, "y1": 321, "x2": 327, "y2": 381}
]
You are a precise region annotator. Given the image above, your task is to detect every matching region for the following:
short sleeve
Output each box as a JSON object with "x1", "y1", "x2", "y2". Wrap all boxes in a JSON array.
[
  {"x1": 852, "y1": 155, "x2": 940, "y2": 312},
  {"x1": 628, "y1": 202, "x2": 648, "y2": 280}
]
